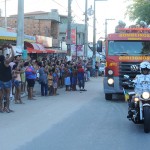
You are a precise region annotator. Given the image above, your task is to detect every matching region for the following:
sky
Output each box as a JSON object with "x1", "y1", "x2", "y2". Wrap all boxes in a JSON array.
[{"x1": 0, "y1": 0, "x2": 132, "y2": 42}]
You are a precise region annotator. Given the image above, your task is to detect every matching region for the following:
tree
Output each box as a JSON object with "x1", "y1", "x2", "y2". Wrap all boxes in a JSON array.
[{"x1": 126, "y1": 0, "x2": 150, "y2": 24}]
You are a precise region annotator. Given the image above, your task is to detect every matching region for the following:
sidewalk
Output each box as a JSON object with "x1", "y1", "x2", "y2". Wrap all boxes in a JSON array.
[{"x1": 9, "y1": 79, "x2": 92, "y2": 110}]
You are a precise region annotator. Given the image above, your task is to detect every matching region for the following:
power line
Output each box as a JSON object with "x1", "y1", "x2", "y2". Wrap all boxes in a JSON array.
[
  {"x1": 52, "y1": 0, "x2": 85, "y2": 24},
  {"x1": 51, "y1": 0, "x2": 68, "y2": 12},
  {"x1": 74, "y1": 0, "x2": 84, "y2": 13}
]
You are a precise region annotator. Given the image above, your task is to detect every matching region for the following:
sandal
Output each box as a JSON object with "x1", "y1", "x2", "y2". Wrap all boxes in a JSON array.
[
  {"x1": 4, "y1": 107, "x2": 14, "y2": 113},
  {"x1": 15, "y1": 101, "x2": 20, "y2": 104},
  {"x1": 19, "y1": 101, "x2": 25, "y2": 104}
]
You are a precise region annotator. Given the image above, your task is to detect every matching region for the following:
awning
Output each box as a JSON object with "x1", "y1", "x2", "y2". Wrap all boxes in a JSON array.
[
  {"x1": 27, "y1": 48, "x2": 67, "y2": 54},
  {"x1": 54, "y1": 50, "x2": 67, "y2": 54},
  {"x1": 26, "y1": 41, "x2": 67, "y2": 54},
  {"x1": 45, "y1": 49, "x2": 67, "y2": 54},
  {"x1": 25, "y1": 42, "x2": 45, "y2": 50},
  {"x1": 0, "y1": 36, "x2": 16, "y2": 41},
  {"x1": 0, "y1": 30, "x2": 35, "y2": 42},
  {"x1": 0, "y1": 31, "x2": 16, "y2": 41},
  {"x1": 27, "y1": 48, "x2": 41, "y2": 53},
  {"x1": 45, "y1": 49, "x2": 55, "y2": 53}
]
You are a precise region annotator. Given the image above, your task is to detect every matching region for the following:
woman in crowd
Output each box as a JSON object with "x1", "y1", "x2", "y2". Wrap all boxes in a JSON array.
[
  {"x1": 25, "y1": 62, "x2": 36, "y2": 100},
  {"x1": 0, "y1": 44, "x2": 14, "y2": 113}
]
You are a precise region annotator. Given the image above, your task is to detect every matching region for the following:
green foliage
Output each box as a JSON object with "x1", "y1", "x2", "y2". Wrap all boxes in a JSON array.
[{"x1": 126, "y1": 0, "x2": 150, "y2": 24}]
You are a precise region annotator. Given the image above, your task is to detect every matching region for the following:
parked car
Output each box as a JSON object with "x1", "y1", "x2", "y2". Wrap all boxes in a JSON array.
[{"x1": 99, "y1": 63, "x2": 105, "y2": 76}]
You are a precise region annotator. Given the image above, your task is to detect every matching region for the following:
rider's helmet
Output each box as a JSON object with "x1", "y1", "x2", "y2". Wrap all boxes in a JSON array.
[{"x1": 140, "y1": 61, "x2": 150, "y2": 75}]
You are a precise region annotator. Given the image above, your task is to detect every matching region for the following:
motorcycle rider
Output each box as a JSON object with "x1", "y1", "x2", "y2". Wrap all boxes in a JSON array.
[
  {"x1": 133, "y1": 61, "x2": 150, "y2": 91},
  {"x1": 127, "y1": 61, "x2": 150, "y2": 118}
]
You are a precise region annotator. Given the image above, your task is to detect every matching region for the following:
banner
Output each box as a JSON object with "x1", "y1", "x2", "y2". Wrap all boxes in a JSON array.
[
  {"x1": 66, "y1": 29, "x2": 76, "y2": 44},
  {"x1": 71, "y1": 44, "x2": 84, "y2": 56}
]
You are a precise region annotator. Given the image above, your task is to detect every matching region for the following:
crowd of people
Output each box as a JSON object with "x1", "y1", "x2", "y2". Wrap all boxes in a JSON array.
[{"x1": 0, "y1": 44, "x2": 100, "y2": 113}]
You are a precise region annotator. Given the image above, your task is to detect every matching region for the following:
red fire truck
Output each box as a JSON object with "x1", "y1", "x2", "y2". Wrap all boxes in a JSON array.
[{"x1": 98, "y1": 27, "x2": 150, "y2": 100}]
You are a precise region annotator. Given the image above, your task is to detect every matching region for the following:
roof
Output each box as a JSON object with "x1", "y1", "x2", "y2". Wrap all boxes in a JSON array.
[{"x1": 10, "y1": 11, "x2": 48, "y2": 17}]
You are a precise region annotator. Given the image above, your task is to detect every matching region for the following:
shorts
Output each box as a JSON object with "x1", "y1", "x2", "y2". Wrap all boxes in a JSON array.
[
  {"x1": 53, "y1": 82, "x2": 57, "y2": 89},
  {"x1": 0, "y1": 80, "x2": 12, "y2": 89},
  {"x1": 13, "y1": 80, "x2": 21, "y2": 88},
  {"x1": 27, "y1": 79, "x2": 35, "y2": 88}
]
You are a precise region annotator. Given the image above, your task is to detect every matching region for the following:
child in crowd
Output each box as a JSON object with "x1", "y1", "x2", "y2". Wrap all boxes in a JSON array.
[
  {"x1": 12, "y1": 64, "x2": 24, "y2": 104},
  {"x1": 52, "y1": 69, "x2": 58, "y2": 96},
  {"x1": 64, "y1": 68, "x2": 71, "y2": 91},
  {"x1": 20, "y1": 61, "x2": 26, "y2": 97},
  {"x1": 48, "y1": 69, "x2": 54, "y2": 96}
]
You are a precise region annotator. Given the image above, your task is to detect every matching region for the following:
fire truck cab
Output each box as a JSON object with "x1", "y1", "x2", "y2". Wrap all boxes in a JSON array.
[{"x1": 98, "y1": 25, "x2": 150, "y2": 100}]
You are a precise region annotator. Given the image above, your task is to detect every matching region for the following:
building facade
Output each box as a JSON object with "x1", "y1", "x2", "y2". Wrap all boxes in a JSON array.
[
  {"x1": 0, "y1": 9, "x2": 85, "y2": 51},
  {"x1": 0, "y1": 9, "x2": 60, "y2": 48}
]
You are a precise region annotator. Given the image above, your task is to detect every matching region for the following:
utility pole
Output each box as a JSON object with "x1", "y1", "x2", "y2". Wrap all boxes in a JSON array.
[
  {"x1": 92, "y1": 0, "x2": 96, "y2": 68},
  {"x1": 16, "y1": 0, "x2": 24, "y2": 52},
  {"x1": 93, "y1": 0, "x2": 107, "y2": 68},
  {"x1": 84, "y1": 0, "x2": 88, "y2": 58},
  {"x1": 67, "y1": 0, "x2": 72, "y2": 58},
  {"x1": 4, "y1": 0, "x2": 7, "y2": 29},
  {"x1": 105, "y1": 18, "x2": 115, "y2": 40},
  {"x1": 76, "y1": 26, "x2": 78, "y2": 59}
]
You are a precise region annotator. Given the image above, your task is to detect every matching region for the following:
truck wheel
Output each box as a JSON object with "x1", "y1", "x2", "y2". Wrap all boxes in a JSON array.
[
  {"x1": 143, "y1": 106, "x2": 150, "y2": 133},
  {"x1": 105, "y1": 94, "x2": 112, "y2": 100}
]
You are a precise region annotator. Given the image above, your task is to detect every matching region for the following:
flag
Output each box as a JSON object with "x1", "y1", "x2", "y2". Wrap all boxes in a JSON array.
[{"x1": 123, "y1": 88, "x2": 129, "y2": 102}]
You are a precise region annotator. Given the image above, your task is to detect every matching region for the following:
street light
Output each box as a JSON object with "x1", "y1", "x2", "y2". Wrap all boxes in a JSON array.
[
  {"x1": 93, "y1": 0, "x2": 107, "y2": 68},
  {"x1": 105, "y1": 18, "x2": 115, "y2": 40}
]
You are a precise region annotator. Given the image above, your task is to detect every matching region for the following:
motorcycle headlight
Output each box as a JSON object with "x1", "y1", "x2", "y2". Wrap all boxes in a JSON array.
[
  {"x1": 108, "y1": 78, "x2": 114, "y2": 85},
  {"x1": 134, "y1": 97, "x2": 139, "y2": 102},
  {"x1": 142, "y1": 92, "x2": 150, "y2": 99}
]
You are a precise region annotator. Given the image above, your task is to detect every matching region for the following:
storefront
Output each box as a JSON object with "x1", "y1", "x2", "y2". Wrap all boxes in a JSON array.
[{"x1": 0, "y1": 27, "x2": 67, "y2": 59}]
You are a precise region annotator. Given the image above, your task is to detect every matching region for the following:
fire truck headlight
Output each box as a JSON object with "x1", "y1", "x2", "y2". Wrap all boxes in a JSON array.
[
  {"x1": 108, "y1": 78, "x2": 114, "y2": 85},
  {"x1": 108, "y1": 70, "x2": 114, "y2": 75},
  {"x1": 142, "y1": 92, "x2": 150, "y2": 99}
]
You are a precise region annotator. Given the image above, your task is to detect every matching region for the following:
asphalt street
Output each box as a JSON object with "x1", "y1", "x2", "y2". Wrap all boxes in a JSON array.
[{"x1": 1, "y1": 77, "x2": 150, "y2": 150}]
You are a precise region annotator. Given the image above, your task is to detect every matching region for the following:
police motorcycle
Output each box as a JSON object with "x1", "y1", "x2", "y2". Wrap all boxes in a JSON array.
[{"x1": 123, "y1": 61, "x2": 150, "y2": 133}]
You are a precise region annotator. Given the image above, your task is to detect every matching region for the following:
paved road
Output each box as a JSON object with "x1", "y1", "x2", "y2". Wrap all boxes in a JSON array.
[{"x1": 0, "y1": 77, "x2": 150, "y2": 150}]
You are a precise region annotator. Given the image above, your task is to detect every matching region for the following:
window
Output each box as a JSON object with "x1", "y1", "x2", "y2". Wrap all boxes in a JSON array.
[{"x1": 108, "y1": 41, "x2": 150, "y2": 56}]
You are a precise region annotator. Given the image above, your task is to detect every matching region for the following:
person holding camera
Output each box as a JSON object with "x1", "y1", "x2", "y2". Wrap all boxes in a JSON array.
[{"x1": 0, "y1": 44, "x2": 14, "y2": 113}]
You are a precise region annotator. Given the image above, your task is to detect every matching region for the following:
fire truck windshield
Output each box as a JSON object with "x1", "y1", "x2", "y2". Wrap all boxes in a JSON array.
[{"x1": 108, "y1": 41, "x2": 150, "y2": 56}]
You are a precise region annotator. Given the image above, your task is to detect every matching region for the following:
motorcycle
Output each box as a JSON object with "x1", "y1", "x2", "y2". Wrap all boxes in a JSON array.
[{"x1": 123, "y1": 75, "x2": 150, "y2": 133}]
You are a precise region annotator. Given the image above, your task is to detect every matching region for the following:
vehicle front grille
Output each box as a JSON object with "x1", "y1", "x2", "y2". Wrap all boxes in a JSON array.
[{"x1": 119, "y1": 62, "x2": 140, "y2": 89}]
